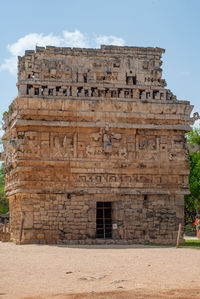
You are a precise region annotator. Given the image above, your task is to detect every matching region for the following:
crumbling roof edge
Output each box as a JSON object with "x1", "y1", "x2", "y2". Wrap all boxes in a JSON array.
[{"x1": 23, "y1": 45, "x2": 165, "y2": 56}]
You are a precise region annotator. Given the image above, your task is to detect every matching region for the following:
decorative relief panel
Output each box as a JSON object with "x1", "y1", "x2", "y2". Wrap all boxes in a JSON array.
[
  {"x1": 18, "y1": 45, "x2": 176, "y2": 102},
  {"x1": 72, "y1": 173, "x2": 186, "y2": 188},
  {"x1": 136, "y1": 135, "x2": 159, "y2": 151},
  {"x1": 84, "y1": 129, "x2": 128, "y2": 159},
  {"x1": 16, "y1": 131, "x2": 77, "y2": 160}
]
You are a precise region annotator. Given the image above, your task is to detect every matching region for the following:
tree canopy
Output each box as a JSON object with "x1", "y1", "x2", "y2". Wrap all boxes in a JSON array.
[
  {"x1": 185, "y1": 128, "x2": 200, "y2": 147},
  {"x1": 0, "y1": 163, "x2": 9, "y2": 214},
  {"x1": 0, "y1": 126, "x2": 9, "y2": 215},
  {"x1": 185, "y1": 127, "x2": 200, "y2": 227}
]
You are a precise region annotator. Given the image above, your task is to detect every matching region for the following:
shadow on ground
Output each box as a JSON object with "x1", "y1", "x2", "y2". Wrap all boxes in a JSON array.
[{"x1": 23, "y1": 288, "x2": 200, "y2": 299}]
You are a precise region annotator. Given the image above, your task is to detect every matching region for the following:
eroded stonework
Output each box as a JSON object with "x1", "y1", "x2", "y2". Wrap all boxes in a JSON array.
[{"x1": 3, "y1": 45, "x2": 194, "y2": 244}]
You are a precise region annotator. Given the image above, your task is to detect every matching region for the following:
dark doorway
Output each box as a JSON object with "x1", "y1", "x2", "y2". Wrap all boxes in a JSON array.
[{"x1": 96, "y1": 202, "x2": 112, "y2": 238}]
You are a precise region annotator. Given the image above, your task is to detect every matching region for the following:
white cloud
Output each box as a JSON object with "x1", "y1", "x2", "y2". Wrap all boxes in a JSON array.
[
  {"x1": 0, "y1": 56, "x2": 17, "y2": 75},
  {"x1": 62, "y1": 30, "x2": 89, "y2": 48},
  {"x1": 193, "y1": 119, "x2": 200, "y2": 128},
  {"x1": 0, "y1": 30, "x2": 125, "y2": 75},
  {"x1": 95, "y1": 35, "x2": 125, "y2": 47}
]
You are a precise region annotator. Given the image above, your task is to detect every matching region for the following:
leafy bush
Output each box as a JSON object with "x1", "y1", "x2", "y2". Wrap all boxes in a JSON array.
[
  {"x1": 185, "y1": 128, "x2": 200, "y2": 227},
  {"x1": 0, "y1": 163, "x2": 9, "y2": 214}
]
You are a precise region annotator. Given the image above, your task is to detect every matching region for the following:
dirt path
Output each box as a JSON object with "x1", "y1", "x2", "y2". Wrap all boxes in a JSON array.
[{"x1": 0, "y1": 242, "x2": 200, "y2": 298}]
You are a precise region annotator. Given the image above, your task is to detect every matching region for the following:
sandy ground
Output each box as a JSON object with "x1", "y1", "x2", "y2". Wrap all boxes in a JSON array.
[{"x1": 0, "y1": 242, "x2": 200, "y2": 299}]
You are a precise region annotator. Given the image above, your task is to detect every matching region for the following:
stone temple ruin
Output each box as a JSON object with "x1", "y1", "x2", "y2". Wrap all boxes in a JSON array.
[{"x1": 2, "y1": 45, "x2": 196, "y2": 244}]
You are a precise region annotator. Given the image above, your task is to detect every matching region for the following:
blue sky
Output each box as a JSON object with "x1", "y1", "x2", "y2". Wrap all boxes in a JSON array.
[{"x1": 0, "y1": 0, "x2": 200, "y2": 124}]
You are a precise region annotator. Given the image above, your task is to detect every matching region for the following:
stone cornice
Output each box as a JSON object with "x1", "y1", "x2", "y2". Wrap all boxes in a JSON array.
[
  {"x1": 6, "y1": 188, "x2": 189, "y2": 197},
  {"x1": 11, "y1": 119, "x2": 192, "y2": 131}
]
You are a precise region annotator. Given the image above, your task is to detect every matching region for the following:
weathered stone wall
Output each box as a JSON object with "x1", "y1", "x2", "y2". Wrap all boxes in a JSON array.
[
  {"x1": 3, "y1": 45, "x2": 193, "y2": 244},
  {"x1": 4, "y1": 126, "x2": 189, "y2": 194},
  {"x1": 9, "y1": 193, "x2": 184, "y2": 245},
  {"x1": 0, "y1": 221, "x2": 10, "y2": 242}
]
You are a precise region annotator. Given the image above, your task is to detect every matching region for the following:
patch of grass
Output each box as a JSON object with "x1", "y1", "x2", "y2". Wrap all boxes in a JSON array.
[
  {"x1": 145, "y1": 242, "x2": 173, "y2": 247},
  {"x1": 180, "y1": 239, "x2": 200, "y2": 249},
  {"x1": 148, "y1": 240, "x2": 200, "y2": 249}
]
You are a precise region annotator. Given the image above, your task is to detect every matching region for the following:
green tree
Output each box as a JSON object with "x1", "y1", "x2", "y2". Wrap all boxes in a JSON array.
[
  {"x1": 0, "y1": 163, "x2": 9, "y2": 214},
  {"x1": 185, "y1": 128, "x2": 200, "y2": 147},
  {"x1": 185, "y1": 128, "x2": 200, "y2": 228},
  {"x1": 0, "y1": 123, "x2": 9, "y2": 215}
]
